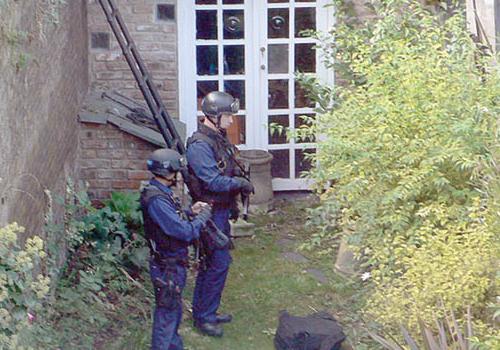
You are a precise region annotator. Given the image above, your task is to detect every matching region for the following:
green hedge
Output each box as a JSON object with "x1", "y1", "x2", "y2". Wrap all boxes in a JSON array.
[{"x1": 302, "y1": 0, "x2": 500, "y2": 342}]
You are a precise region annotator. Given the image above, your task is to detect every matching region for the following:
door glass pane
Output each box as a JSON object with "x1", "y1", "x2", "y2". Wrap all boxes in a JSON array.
[
  {"x1": 270, "y1": 150, "x2": 290, "y2": 178},
  {"x1": 295, "y1": 43, "x2": 316, "y2": 73},
  {"x1": 268, "y1": 80, "x2": 288, "y2": 109},
  {"x1": 224, "y1": 45, "x2": 245, "y2": 74},
  {"x1": 197, "y1": 81, "x2": 219, "y2": 110},
  {"x1": 196, "y1": 0, "x2": 217, "y2": 4},
  {"x1": 295, "y1": 83, "x2": 314, "y2": 108},
  {"x1": 268, "y1": 44, "x2": 289, "y2": 74},
  {"x1": 224, "y1": 80, "x2": 246, "y2": 109},
  {"x1": 227, "y1": 115, "x2": 246, "y2": 145},
  {"x1": 224, "y1": 10, "x2": 244, "y2": 40},
  {"x1": 294, "y1": 113, "x2": 316, "y2": 143},
  {"x1": 268, "y1": 8, "x2": 289, "y2": 38},
  {"x1": 223, "y1": 0, "x2": 244, "y2": 3},
  {"x1": 268, "y1": 115, "x2": 289, "y2": 144},
  {"x1": 295, "y1": 149, "x2": 315, "y2": 177},
  {"x1": 295, "y1": 8, "x2": 316, "y2": 37},
  {"x1": 197, "y1": 46, "x2": 218, "y2": 75},
  {"x1": 196, "y1": 10, "x2": 217, "y2": 40}
]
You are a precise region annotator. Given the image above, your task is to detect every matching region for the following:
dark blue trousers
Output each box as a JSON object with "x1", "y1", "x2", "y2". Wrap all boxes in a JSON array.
[
  {"x1": 150, "y1": 260, "x2": 186, "y2": 350},
  {"x1": 192, "y1": 208, "x2": 232, "y2": 323}
]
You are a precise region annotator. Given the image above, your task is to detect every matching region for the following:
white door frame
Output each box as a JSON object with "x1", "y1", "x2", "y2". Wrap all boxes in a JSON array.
[{"x1": 178, "y1": 0, "x2": 334, "y2": 191}]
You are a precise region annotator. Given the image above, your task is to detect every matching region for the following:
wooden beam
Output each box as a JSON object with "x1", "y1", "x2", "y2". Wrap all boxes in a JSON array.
[{"x1": 496, "y1": 0, "x2": 500, "y2": 52}]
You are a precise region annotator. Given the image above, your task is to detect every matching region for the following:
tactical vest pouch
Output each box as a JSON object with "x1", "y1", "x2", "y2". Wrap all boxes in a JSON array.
[
  {"x1": 153, "y1": 272, "x2": 181, "y2": 311},
  {"x1": 200, "y1": 220, "x2": 230, "y2": 251},
  {"x1": 274, "y1": 311, "x2": 346, "y2": 350},
  {"x1": 183, "y1": 168, "x2": 205, "y2": 202}
]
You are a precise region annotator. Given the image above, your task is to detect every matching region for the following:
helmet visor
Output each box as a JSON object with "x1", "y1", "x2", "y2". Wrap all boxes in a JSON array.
[
  {"x1": 219, "y1": 99, "x2": 240, "y2": 115},
  {"x1": 230, "y1": 98, "x2": 240, "y2": 114},
  {"x1": 162, "y1": 156, "x2": 186, "y2": 172}
]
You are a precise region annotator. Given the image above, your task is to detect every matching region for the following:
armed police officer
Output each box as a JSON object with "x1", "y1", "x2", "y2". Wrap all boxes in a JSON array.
[
  {"x1": 140, "y1": 148, "x2": 212, "y2": 350},
  {"x1": 186, "y1": 91, "x2": 254, "y2": 337}
]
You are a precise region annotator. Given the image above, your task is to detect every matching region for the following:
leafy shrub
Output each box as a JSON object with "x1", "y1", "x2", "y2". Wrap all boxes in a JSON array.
[
  {"x1": 104, "y1": 191, "x2": 143, "y2": 229},
  {"x1": 366, "y1": 199, "x2": 498, "y2": 329},
  {"x1": 302, "y1": 0, "x2": 500, "y2": 341},
  {"x1": 63, "y1": 186, "x2": 148, "y2": 270},
  {"x1": 28, "y1": 184, "x2": 150, "y2": 348},
  {"x1": 0, "y1": 223, "x2": 50, "y2": 349},
  {"x1": 370, "y1": 307, "x2": 500, "y2": 349}
]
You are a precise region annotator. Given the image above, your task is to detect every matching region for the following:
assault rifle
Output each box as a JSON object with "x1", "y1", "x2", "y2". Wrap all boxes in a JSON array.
[{"x1": 219, "y1": 137, "x2": 251, "y2": 221}]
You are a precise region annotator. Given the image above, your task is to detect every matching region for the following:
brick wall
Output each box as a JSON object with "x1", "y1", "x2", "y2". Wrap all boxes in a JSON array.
[
  {"x1": 87, "y1": 0, "x2": 179, "y2": 117},
  {"x1": 79, "y1": 122, "x2": 156, "y2": 201},
  {"x1": 0, "y1": 1, "x2": 88, "y2": 235}
]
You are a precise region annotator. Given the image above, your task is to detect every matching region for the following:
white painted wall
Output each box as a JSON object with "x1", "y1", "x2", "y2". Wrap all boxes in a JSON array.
[{"x1": 466, "y1": 0, "x2": 497, "y2": 51}]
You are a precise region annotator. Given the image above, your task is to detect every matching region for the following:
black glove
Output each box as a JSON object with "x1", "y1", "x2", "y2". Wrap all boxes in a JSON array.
[
  {"x1": 195, "y1": 206, "x2": 212, "y2": 225},
  {"x1": 235, "y1": 177, "x2": 254, "y2": 195}
]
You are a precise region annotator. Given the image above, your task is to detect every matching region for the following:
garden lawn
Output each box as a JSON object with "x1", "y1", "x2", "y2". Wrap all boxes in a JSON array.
[{"x1": 90, "y1": 196, "x2": 369, "y2": 349}]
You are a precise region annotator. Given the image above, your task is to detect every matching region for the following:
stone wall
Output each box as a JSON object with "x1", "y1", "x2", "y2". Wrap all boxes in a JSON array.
[
  {"x1": 87, "y1": 0, "x2": 179, "y2": 117},
  {"x1": 79, "y1": 122, "x2": 155, "y2": 201},
  {"x1": 0, "y1": 1, "x2": 89, "y2": 236}
]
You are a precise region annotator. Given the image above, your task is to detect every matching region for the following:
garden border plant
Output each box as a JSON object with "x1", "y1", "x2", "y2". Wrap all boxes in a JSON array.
[
  {"x1": 299, "y1": 0, "x2": 500, "y2": 346},
  {"x1": 0, "y1": 223, "x2": 50, "y2": 349},
  {"x1": 0, "y1": 178, "x2": 151, "y2": 348}
]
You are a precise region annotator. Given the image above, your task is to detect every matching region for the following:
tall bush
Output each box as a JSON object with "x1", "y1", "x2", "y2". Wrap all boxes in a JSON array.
[{"x1": 303, "y1": 0, "x2": 500, "y2": 340}]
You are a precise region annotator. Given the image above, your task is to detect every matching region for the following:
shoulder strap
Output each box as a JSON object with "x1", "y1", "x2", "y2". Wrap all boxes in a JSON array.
[
  {"x1": 187, "y1": 131, "x2": 223, "y2": 162},
  {"x1": 141, "y1": 184, "x2": 177, "y2": 210},
  {"x1": 187, "y1": 131, "x2": 217, "y2": 149}
]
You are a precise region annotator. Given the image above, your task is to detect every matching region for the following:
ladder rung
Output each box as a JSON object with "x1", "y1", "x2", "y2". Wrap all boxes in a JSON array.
[{"x1": 99, "y1": 0, "x2": 186, "y2": 154}]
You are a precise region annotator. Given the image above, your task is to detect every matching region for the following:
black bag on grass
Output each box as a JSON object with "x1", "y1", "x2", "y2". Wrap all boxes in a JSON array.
[{"x1": 274, "y1": 311, "x2": 346, "y2": 350}]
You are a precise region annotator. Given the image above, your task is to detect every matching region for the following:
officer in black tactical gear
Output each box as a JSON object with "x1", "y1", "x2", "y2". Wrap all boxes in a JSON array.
[
  {"x1": 140, "y1": 148, "x2": 212, "y2": 350},
  {"x1": 186, "y1": 91, "x2": 254, "y2": 337}
]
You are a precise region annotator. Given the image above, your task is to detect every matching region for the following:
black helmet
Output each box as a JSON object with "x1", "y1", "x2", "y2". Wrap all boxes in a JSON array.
[
  {"x1": 201, "y1": 91, "x2": 240, "y2": 118},
  {"x1": 147, "y1": 148, "x2": 186, "y2": 177}
]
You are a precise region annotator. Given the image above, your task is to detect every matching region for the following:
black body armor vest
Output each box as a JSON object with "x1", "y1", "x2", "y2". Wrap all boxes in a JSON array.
[
  {"x1": 186, "y1": 124, "x2": 239, "y2": 206},
  {"x1": 140, "y1": 184, "x2": 189, "y2": 257}
]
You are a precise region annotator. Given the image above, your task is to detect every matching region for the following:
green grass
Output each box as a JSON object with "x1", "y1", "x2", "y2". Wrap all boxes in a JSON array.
[{"x1": 41, "y1": 198, "x2": 371, "y2": 349}]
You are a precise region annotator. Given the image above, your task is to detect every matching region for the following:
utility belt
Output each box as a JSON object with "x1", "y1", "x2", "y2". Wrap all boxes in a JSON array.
[
  {"x1": 211, "y1": 201, "x2": 233, "y2": 209},
  {"x1": 151, "y1": 254, "x2": 186, "y2": 310},
  {"x1": 151, "y1": 253, "x2": 189, "y2": 268}
]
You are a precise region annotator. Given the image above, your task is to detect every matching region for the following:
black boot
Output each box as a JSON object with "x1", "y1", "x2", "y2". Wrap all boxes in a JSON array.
[
  {"x1": 194, "y1": 321, "x2": 224, "y2": 337},
  {"x1": 215, "y1": 313, "x2": 232, "y2": 323}
]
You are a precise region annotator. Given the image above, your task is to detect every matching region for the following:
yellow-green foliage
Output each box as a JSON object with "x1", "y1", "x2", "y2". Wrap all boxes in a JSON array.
[
  {"x1": 0, "y1": 223, "x2": 50, "y2": 349},
  {"x1": 367, "y1": 199, "x2": 498, "y2": 330},
  {"x1": 302, "y1": 0, "x2": 500, "y2": 341}
]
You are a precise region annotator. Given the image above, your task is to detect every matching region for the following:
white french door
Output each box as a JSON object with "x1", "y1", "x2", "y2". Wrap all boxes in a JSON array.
[{"x1": 179, "y1": 0, "x2": 333, "y2": 191}]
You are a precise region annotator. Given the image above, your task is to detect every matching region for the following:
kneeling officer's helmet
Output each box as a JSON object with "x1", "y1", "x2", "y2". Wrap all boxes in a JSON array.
[{"x1": 147, "y1": 148, "x2": 186, "y2": 178}]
